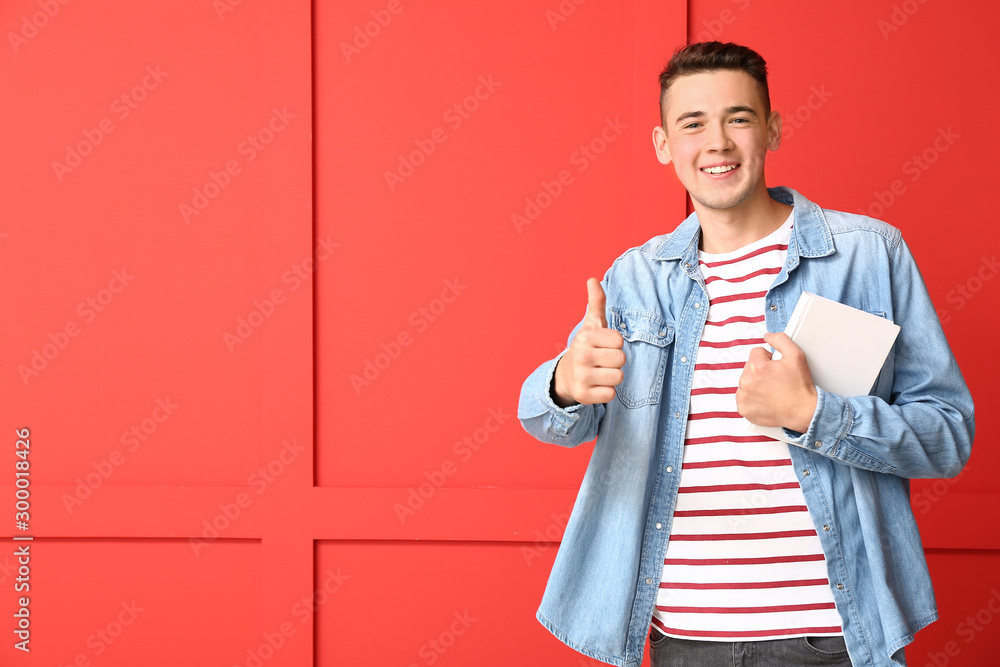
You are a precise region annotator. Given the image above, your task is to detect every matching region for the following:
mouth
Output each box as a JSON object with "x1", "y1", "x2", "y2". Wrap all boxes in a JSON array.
[{"x1": 700, "y1": 163, "x2": 740, "y2": 176}]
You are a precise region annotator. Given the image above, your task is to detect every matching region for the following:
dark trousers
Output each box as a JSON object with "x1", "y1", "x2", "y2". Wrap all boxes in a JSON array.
[{"x1": 648, "y1": 628, "x2": 854, "y2": 666}]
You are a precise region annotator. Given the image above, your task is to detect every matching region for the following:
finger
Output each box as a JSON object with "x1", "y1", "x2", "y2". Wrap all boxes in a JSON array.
[
  {"x1": 746, "y1": 346, "x2": 773, "y2": 365},
  {"x1": 763, "y1": 331, "x2": 804, "y2": 362},
  {"x1": 585, "y1": 277, "x2": 608, "y2": 329},
  {"x1": 584, "y1": 328, "x2": 624, "y2": 350},
  {"x1": 580, "y1": 385, "x2": 617, "y2": 405},
  {"x1": 581, "y1": 367, "x2": 625, "y2": 389},
  {"x1": 585, "y1": 347, "x2": 626, "y2": 370}
]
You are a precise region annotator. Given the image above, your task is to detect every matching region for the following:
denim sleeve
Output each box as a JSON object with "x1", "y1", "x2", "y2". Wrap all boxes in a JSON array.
[
  {"x1": 517, "y1": 307, "x2": 607, "y2": 447},
  {"x1": 784, "y1": 238, "x2": 975, "y2": 478}
]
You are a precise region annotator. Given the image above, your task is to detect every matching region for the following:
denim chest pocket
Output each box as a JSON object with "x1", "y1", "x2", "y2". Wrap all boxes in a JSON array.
[{"x1": 608, "y1": 308, "x2": 674, "y2": 409}]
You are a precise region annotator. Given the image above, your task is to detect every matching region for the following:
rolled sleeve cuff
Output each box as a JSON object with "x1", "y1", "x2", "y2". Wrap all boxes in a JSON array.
[
  {"x1": 783, "y1": 386, "x2": 853, "y2": 455},
  {"x1": 545, "y1": 351, "x2": 585, "y2": 436},
  {"x1": 518, "y1": 350, "x2": 585, "y2": 440},
  {"x1": 783, "y1": 387, "x2": 896, "y2": 474}
]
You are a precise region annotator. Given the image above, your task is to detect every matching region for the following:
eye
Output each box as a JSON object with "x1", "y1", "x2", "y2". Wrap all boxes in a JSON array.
[
  {"x1": 731, "y1": 117, "x2": 751, "y2": 124},
  {"x1": 683, "y1": 122, "x2": 702, "y2": 129}
]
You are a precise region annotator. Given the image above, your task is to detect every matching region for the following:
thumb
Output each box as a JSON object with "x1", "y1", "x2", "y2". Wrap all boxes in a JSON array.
[
  {"x1": 585, "y1": 277, "x2": 608, "y2": 328},
  {"x1": 763, "y1": 331, "x2": 801, "y2": 360}
]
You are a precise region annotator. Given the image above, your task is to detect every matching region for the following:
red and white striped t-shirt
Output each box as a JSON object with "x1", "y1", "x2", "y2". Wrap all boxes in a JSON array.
[{"x1": 652, "y1": 213, "x2": 844, "y2": 641}]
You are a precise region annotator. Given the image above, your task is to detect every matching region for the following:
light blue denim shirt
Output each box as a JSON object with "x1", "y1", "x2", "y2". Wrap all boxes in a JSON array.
[{"x1": 517, "y1": 186, "x2": 975, "y2": 667}]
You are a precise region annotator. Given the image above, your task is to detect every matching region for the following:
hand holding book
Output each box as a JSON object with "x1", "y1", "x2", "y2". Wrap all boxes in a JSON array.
[
  {"x1": 735, "y1": 331, "x2": 819, "y2": 433},
  {"x1": 738, "y1": 292, "x2": 901, "y2": 444}
]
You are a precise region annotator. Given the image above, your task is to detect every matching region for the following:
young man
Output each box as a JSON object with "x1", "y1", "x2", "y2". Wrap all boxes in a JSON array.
[{"x1": 517, "y1": 42, "x2": 974, "y2": 667}]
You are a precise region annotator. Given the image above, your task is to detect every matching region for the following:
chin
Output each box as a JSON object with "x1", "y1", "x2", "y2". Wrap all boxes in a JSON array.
[{"x1": 694, "y1": 191, "x2": 752, "y2": 211}]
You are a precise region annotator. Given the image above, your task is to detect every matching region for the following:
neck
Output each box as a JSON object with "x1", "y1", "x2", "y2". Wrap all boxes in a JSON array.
[{"x1": 695, "y1": 187, "x2": 792, "y2": 254}]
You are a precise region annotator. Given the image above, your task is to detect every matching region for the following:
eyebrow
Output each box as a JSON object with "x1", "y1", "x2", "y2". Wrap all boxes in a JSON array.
[{"x1": 674, "y1": 105, "x2": 759, "y2": 125}]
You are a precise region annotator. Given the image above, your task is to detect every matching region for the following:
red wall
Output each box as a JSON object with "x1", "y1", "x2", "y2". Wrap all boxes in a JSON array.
[{"x1": 1, "y1": 0, "x2": 996, "y2": 665}]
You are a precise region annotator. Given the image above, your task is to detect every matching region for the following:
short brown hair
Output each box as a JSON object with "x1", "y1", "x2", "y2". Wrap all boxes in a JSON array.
[{"x1": 658, "y1": 41, "x2": 770, "y2": 126}]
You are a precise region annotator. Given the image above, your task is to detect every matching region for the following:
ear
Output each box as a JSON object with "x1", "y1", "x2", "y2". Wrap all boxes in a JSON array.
[
  {"x1": 766, "y1": 110, "x2": 782, "y2": 151},
  {"x1": 652, "y1": 125, "x2": 672, "y2": 165}
]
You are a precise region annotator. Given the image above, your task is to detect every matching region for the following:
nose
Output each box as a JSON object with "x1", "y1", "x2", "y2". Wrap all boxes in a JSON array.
[{"x1": 705, "y1": 120, "x2": 734, "y2": 151}]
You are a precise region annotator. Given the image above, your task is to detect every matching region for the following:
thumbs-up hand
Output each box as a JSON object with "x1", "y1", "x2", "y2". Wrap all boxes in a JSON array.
[{"x1": 552, "y1": 278, "x2": 626, "y2": 407}]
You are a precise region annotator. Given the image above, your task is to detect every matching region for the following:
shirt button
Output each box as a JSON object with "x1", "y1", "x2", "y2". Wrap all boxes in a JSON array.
[
  {"x1": 823, "y1": 524, "x2": 830, "y2": 531},
  {"x1": 694, "y1": 303, "x2": 701, "y2": 309},
  {"x1": 646, "y1": 578, "x2": 653, "y2": 585},
  {"x1": 802, "y1": 469, "x2": 810, "y2": 476},
  {"x1": 666, "y1": 466, "x2": 673, "y2": 473},
  {"x1": 814, "y1": 440, "x2": 823, "y2": 448},
  {"x1": 684, "y1": 262, "x2": 691, "y2": 269},
  {"x1": 769, "y1": 304, "x2": 777, "y2": 311},
  {"x1": 836, "y1": 583, "x2": 844, "y2": 590},
  {"x1": 680, "y1": 355, "x2": 688, "y2": 363},
  {"x1": 674, "y1": 412, "x2": 680, "y2": 419},
  {"x1": 656, "y1": 522, "x2": 663, "y2": 530}
]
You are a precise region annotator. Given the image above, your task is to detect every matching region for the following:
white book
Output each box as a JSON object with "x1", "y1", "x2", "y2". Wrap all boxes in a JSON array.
[{"x1": 743, "y1": 292, "x2": 901, "y2": 443}]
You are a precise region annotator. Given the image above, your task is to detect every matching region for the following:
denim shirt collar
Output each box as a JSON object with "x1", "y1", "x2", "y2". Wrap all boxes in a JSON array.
[{"x1": 651, "y1": 186, "x2": 837, "y2": 271}]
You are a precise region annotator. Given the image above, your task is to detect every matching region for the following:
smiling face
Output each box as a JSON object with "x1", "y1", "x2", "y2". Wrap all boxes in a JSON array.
[{"x1": 652, "y1": 69, "x2": 782, "y2": 215}]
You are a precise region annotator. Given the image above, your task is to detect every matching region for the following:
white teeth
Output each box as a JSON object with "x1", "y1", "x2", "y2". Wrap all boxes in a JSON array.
[{"x1": 702, "y1": 165, "x2": 737, "y2": 174}]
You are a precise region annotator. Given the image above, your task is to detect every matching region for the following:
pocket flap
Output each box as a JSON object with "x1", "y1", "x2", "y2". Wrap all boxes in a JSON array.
[{"x1": 608, "y1": 309, "x2": 673, "y2": 347}]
